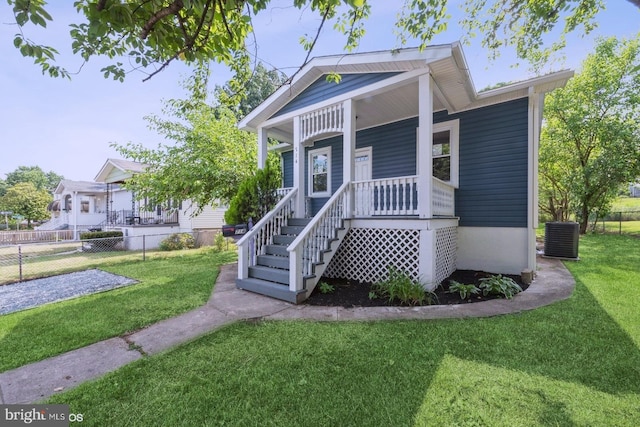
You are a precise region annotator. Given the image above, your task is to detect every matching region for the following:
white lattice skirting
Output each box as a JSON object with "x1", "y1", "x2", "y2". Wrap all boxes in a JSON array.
[{"x1": 324, "y1": 225, "x2": 457, "y2": 287}]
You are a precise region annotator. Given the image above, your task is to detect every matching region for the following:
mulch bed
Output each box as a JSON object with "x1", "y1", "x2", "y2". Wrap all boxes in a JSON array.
[{"x1": 305, "y1": 270, "x2": 528, "y2": 308}]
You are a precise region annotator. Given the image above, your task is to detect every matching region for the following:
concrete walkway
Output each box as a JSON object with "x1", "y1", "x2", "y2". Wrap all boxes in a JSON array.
[{"x1": 0, "y1": 256, "x2": 574, "y2": 405}]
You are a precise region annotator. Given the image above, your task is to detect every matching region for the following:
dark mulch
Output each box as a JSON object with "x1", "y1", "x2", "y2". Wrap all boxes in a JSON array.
[{"x1": 305, "y1": 270, "x2": 528, "y2": 308}]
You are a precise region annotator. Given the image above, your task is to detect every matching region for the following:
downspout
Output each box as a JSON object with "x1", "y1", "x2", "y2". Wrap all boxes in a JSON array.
[
  {"x1": 73, "y1": 191, "x2": 78, "y2": 240},
  {"x1": 527, "y1": 87, "x2": 545, "y2": 274}
]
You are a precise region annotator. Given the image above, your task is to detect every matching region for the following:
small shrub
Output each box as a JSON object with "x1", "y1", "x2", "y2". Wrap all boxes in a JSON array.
[
  {"x1": 478, "y1": 274, "x2": 523, "y2": 299},
  {"x1": 448, "y1": 280, "x2": 480, "y2": 300},
  {"x1": 318, "y1": 281, "x2": 335, "y2": 294},
  {"x1": 225, "y1": 164, "x2": 281, "y2": 225},
  {"x1": 372, "y1": 266, "x2": 437, "y2": 306},
  {"x1": 79, "y1": 231, "x2": 123, "y2": 240},
  {"x1": 213, "y1": 232, "x2": 226, "y2": 252},
  {"x1": 159, "y1": 233, "x2": 196, "y2": 251}
]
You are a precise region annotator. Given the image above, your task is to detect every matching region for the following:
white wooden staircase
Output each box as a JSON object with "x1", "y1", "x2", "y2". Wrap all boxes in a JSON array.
[{"x1": 236, "y1": 184, "x2": 351, "y2": 304}]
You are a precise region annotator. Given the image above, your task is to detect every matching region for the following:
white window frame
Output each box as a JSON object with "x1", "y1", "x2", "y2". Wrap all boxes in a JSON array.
[
  {"x1": 308, "y1": 146, "x2": 332, "y2": 197},
  {"x1": 417, "y1": 119, "x2": 460, "y2": 188}
]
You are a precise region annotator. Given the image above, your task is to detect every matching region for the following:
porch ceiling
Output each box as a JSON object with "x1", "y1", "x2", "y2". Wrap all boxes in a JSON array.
[{"x1": 267, "y1": 81, "x2": 447, "y2": 144}]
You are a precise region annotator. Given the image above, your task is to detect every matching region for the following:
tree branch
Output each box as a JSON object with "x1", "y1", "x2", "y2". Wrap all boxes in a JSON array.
[{"x1": 140, "y1": 0, "x2": 184, "y2": 40}]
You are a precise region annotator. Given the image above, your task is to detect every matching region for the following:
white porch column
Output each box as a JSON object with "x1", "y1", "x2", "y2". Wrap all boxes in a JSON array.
[
  {"x1": 343, "y1": 100, "x2": 356, "y2": 216},
  {"x1": 257, "y1": 126, "x2": 268, "y2": 169},
  {"x1": 417, "y1": 73, "x2": 434, "y2": 218},
  {"x1": 292, "y1": 116, "x2": 306, "y2": 217}
]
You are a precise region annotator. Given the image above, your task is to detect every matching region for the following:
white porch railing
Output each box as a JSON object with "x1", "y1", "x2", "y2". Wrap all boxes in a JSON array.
[
  {"x1": 276, "y1": 187, "x2": 294, "y2": 198},
  {"x1": 299, "y1": 102, "x2": 344, "y2": 144},
  {"x1": 353, "y1": 176, "x2": 418, "y2": 216},
  {"x1": 237, "y1": 188, "x2": 298, "y2": 280},
  {"x1": 432, "y1": 177, "x2": 455, "y2": 216},
  {"x1": 287, "y1": 182, "x2": 351, "y2": 292},
  {"x1": 352, "y1": 176, "x2": 455, "y2": 217}
]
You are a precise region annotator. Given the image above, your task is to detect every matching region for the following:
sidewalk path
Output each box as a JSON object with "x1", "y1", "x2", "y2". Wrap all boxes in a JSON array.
[{"x1": 0, "y1": 256, "x2": 574, "y2": 404}]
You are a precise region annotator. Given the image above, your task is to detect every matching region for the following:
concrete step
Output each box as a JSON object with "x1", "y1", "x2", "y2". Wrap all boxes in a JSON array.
[
  {"x1": 257, "y1": 254, "x2": 289, "y2": 269},
  {"x1": 236, "y1": 278, "x2": 305, "y2": 304},
  {"x1": 248, "y1": 265, "x2": 289, "y2": 285}
]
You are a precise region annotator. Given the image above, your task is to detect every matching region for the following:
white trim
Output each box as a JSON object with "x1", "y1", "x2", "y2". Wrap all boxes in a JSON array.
[
  {"x1": 416, "y1": 118, "x2": 460, "y2": 189},
  {"x1": 258, "y1": 68, "x2": 430, "y2": 130},
  {"x1": 308, "y1": 146, "x2": 332, "y2": 198},
  {"x1": 354, "y1": 147, "x2": 373, "y2": 181}
]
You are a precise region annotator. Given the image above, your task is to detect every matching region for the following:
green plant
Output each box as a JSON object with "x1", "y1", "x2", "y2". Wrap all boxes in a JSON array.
[
  {"x1": 224, "y1": 164, "x2": 281, "y2": 225},
  {"x1": 159, "y1": 233, "x2": 196, "y2": 251},
  {"x1": 448, "y1": 280, "x2": 480, "y2": 300},
  {"x1": 372, "y1": 266, "x2": 436, "y2": 306},
  {"x1": 368, "y1": 291, "x2": 378, "y2": 300},
  {"x1": 318, "y1": 281, "x2": 335, "y2": 294},
  {"x1": 478, "y1": 274, "x2": 523, "y2": 299},
  {"x1": 79, "y1": 231, "x2": 123, "y2": 240},
  {"x1": 213, "y1": 232, "x2": 226, "y2": 252}
]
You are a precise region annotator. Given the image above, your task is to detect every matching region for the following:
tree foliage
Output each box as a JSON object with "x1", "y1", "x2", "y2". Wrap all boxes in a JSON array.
[
  {"x1": 112, "y1": 66, "x2": 273, "y2": 214},
  {"x1": 8, "y1": 0, "x2": 616, "y2": 84},
  {"x1": 0, "y1": 182, "x2": 52, "y2": 227},
  {"x1": 539, "y1": 36, "x2": 640, "y2": 233},
  {"x1": 4, "y1": 166, "x2": 64, "y2": 193},
  {"x1": 224, "y1": 162, "x2": 281, "y2": 224}
]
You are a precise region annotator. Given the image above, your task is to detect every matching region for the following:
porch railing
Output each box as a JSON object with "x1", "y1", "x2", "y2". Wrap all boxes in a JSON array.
[
  {"x1": 432, "y1": 177, "x2": 455, "y2": 216},
  {"x1": 106, "y1": 209, "x2": 179, "y2": 226},
  {"x1": 237, "y1": 188, "x2": 298, "y2": 280},
  {"x1": 287, "y1": 182, "x2": 350, "y2": 292},
  {"x1": 352, "y1": 176, "x2": 455, "y2": 217},
  {"x1": 353, "y1": 176, "x2": 418, "y2": 216},
  {"x1": 299, "y1": 102, "x2": 344, "y2": 143}
]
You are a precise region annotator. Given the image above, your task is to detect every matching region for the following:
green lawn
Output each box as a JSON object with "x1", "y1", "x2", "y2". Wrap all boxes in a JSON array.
[
  {"x1": 46, "y1": 234, "x2": 640, "y2": 426},
  {"x1": 0, "y1": 248, "x2": 237, "y2": 372}
]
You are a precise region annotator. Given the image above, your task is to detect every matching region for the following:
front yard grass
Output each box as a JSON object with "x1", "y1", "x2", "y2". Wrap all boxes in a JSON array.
[
  {"x1": 0, "y1": 248, "x2": 236, "y2": 372},
  {"x1": 46, "y1": 234, "x2": 640, "y2": 426}
]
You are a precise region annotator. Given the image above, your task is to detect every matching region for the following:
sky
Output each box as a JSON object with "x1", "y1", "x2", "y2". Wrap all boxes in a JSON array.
[{"x1": 0, "y1": 1, "x2": 638, "y2": 182}]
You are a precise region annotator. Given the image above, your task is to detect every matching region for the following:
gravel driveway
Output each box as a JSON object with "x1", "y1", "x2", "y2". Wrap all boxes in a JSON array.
[{"x1": 0, "y1": 269, "x2": 138, "y2": 315}]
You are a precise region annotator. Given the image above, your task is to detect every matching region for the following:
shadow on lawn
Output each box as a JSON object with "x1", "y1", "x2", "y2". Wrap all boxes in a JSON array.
[{"x1": 46, "y1": 277, "x2": 640, "y2": 426}]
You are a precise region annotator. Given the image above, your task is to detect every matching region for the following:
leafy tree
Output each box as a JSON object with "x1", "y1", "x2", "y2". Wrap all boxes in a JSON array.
[
  {"x1": 8, "y1": 0, "x2": 618, "y2": 84},
  {"x1": 5, "y1": 166, "x2": 64, "y2": 193},
  {"x1": 539, "y1": 36, "x2": 640, "y2": 233},
  {"x1": 0, "y1": 182, "x2": 52, "y2": 227},
  {"x1": 112, "y1": 67, "x2": 260, "y2": 214},
  {"x1": 215, "y1": 62, "x2": 287, "y2": 119},
  {"x1": 0, "y1": 179, "x2": 7, "y2": 198},
  {"x1": 224, "y1": 163, "x2": 282, "y2": 224}
]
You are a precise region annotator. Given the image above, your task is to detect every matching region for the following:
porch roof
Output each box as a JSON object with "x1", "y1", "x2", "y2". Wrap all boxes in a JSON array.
[
  {"x1": 238, "y1": 43, "x2": 573, "y2": 142},
  {"x1": 94, "y1": 158, "x2": 147, "y2": 184}
]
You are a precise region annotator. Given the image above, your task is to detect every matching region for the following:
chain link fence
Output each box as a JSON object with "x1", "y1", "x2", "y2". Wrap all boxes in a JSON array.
[
  {"x1": 588, "y1": 211, "x2": 640, "y2": 236},
  {"x1": 0, "y1": 230, "x2": 236, "y2": 285}
]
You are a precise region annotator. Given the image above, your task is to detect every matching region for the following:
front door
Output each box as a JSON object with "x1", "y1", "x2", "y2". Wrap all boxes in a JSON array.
[{"x1": 354, "y1": 147, "x2": 372, "y2": 215}]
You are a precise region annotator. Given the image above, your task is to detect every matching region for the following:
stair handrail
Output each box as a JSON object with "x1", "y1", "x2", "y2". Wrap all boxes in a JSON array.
[
  {"x1": 237, "y1": 188, "x2": 298, "y2": 280},
  {"x1": 287, "y1": 181, "x2": 351, "y2": 292}
]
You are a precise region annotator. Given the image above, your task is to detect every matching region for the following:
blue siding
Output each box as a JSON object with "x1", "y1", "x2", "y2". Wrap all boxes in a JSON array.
[
  {"x1": 282, "y1": 97, "x2": 530, "y2": 226},
  {"x1": 274, "y1": 73, "x2": 400, "y2": 117},
  {"x1": 436, "y1": 98, "x2": 529, "y2": 227},
  {"x1": 281, "y1": 151, "x2": 293, "y2": 188}
]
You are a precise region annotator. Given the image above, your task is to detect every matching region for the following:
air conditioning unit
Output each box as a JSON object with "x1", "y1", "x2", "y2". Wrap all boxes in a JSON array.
[{"x1": 544, "y1": 222, "x2": 579, "y2": 259}]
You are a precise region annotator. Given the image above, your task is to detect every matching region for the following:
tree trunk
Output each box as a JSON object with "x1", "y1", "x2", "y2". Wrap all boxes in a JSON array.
[{"x1": 579, "y1": 205, "x2": 589, "y2": 234}]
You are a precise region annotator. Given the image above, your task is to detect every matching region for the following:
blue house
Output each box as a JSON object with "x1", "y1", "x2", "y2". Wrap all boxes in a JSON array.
[{"x1": 236, "y1": 43, "x2": 573, "y2": 303}]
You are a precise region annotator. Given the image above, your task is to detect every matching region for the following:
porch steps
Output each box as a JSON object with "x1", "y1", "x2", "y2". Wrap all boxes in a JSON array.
[{"x1": 236, "y1": 217, "x2": 345, "y2": 304}]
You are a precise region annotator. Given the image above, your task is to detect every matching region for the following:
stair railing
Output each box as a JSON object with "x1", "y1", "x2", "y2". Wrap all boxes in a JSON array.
[
  {"x1": 237, "y1": 188, "x2": 298, "y2": 280},
  {"x1": 287, "y1": 182, "x2": 351, "y2": 293}
]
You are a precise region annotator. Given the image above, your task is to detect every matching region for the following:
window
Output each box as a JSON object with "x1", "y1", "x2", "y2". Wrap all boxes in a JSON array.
[
  {"x1": 80, "y1": 200, "x2": 89, "y2": 213},
  {"x1": 432, "y1": 130, "x2": 451, "y2": 182},
  {"x1": 418, "y1": 119, "x2": 459, "y2": 188},
  {"x1": 308, "y1": 147, "x2": 331, "y2": 197}
]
